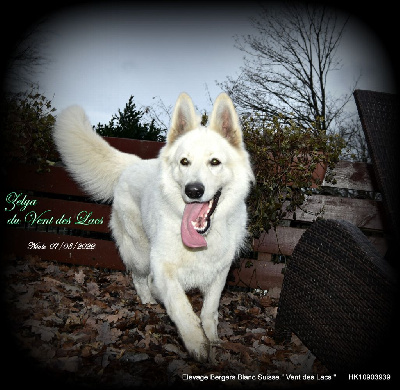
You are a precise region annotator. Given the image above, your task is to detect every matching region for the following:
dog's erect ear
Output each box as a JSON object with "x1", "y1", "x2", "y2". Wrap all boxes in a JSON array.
[
  {"x1": 208, "y1": 93, "x2": 242, "y2": 148},
  {"x1": 168, "y1": 93, "x2": 199, "y2": 144}
]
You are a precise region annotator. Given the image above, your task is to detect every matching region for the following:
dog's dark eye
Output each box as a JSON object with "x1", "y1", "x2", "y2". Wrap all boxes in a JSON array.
[
  {"x1": 180, "y1": 158, "x2": 190, "y2": 166},
  {"x1": 210, "y1": 158, "x2": 221, "y2": 166}
]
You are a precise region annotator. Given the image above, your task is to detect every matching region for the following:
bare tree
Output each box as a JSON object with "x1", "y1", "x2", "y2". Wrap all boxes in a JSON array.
[
  {"x1": 4, "y1": 21, "x2": 49, "y2": 91},
  {"x1": 337, "y1": 117, "x2": 370, "y2": 162},
  {"x1": 219, "y1": 3, "x2": 358, "y2": 134},
  {"x1": 141, "y1": 96, "x2": 172, "y2": 133}
]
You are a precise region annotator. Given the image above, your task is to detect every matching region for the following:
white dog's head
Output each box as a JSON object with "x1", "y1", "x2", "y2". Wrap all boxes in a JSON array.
[{"x1": 161, "y1": 93, "x2": 254, "y2": 248}]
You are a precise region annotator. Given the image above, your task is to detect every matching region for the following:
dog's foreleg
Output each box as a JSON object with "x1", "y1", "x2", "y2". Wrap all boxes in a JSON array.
[
  {"x1": 200, "y1": 266, "x2": 230, "y2": 344},
  {"x1": 152, "y1": 266, "x2": 209, "y2": 362}
]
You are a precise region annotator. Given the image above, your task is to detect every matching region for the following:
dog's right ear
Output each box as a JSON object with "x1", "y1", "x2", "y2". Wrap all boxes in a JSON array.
[{"x1": 167, "y1": 93, "x2": 199, "y2": 144}]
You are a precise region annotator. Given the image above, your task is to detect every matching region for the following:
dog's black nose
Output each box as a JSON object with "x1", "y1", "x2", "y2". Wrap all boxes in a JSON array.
[{"x1": 185, "y1": 182, "x2": 205, "y2": 199}]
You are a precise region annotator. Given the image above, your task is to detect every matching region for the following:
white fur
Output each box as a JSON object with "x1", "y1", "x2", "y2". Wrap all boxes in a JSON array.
[{"x1": 54, "y1": 93, "x2": 254, "y2": 361}]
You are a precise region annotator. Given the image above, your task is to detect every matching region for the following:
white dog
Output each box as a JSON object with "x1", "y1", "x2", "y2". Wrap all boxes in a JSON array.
[{"x1": 54, "y1": 93, "x2": 254, "y2": 361}]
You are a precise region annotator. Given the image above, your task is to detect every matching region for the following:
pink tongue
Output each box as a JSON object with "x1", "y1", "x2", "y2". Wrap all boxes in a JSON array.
[{"x1": 181, "y1": 202, "x2": 208, "y2": 248}]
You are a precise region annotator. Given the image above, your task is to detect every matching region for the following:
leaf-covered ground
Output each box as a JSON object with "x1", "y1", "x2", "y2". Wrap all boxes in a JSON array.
[{"x1": 2, "y1": 255, "x2": 329, "y2": 389}]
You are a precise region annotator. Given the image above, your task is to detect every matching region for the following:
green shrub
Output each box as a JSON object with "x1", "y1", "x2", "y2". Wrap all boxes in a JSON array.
[
  {"x1": 2, "y1": 88, "x2": 57, "y2": 171},
  {"x1": 243, "y1": 113, "x2": 345, "y2": 237}
]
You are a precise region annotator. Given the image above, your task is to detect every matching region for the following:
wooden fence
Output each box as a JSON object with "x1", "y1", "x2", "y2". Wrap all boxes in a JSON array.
[
  {"x1": 3, "y1": 137, "x2": 389, "y2": 291},
  {"x1": 229, "y1": 160, "x2": 388, "y2": 290}
]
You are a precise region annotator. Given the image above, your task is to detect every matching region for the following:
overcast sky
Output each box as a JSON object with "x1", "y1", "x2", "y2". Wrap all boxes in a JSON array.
[{"x1": 5, "y1": 2, "x2": 397, "y2": 128}]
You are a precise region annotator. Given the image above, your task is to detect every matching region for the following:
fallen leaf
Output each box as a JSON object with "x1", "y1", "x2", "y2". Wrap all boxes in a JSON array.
[
  {"x1": 4, "y1": 254, "x2": 329, "y2": 389},
  {"x1": 164, "y1": 343, "x2": 187, "y2": 358},
  {"x1": 167, "y1": 359, "x2": 192, "y2": 376},
  {"x1": 87, "y1": 282, "x2": 100, "y2": 296},
  {"x1": 96, "y1": 321, "x2": 122, "y2": 345},
  {"x1": 120, "y1": 352, "x2": 149, "y2": 363},
  {"x1": 248, "y1": 306, "x2": 261, "y2": 315},
  {"x1": 74, "y1": 269, "x2": 85, "y2": 284}
]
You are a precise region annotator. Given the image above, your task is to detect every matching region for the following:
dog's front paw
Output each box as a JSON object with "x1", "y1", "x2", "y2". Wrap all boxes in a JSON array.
[
  {"x1": 201, "y1": 317, "x2": 220, "y2": 345},
  {"x1": 209, "y1": 337, "x2": 222, "y2": 346},
  {"x1": 189, "y1": 342, "x2": 210, "y2": 363},
  {"x1": 182, "y1": 332, "x2": 210, "y2": 363}
]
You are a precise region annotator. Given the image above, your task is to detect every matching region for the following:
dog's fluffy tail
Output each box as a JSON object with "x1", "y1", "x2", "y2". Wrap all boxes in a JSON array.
[{"x1": 53, "y1": 105, "x2": 140, "y2": 202}]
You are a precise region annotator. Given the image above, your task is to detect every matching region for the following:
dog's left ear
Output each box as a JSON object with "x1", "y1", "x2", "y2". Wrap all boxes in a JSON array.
[
  {"x1": 168, "y1": 93, "x2": 199, "y2": 144},
  {"x1": 209, "y1": 93, "x2": 242, "y2": 148}
]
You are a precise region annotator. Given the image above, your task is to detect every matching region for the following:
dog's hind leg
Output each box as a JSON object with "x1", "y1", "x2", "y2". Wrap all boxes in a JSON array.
[
  {"x1": 200, "y1": 266, "x2": 230, "y2": 344},
  {"x1": 118, "y1": 238, "x2": 156, "y2": 304},
  {"x1": 111, "y1": 209, "x2": 156, "y2": 304},
  {"x1": 119, "y1": 238, "x2": 156, "y2": 304},
  {"x1": 131, "y1": 273, "x2": 156, "y2": 304}
]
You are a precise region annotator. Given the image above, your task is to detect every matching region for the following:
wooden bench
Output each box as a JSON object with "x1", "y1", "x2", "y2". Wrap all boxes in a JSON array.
[
  {"x1": 3, "y1": 137, "x2": 388, "y2": 291},
  {"x1": 3, "y1": 137, "x2": 163, "y2": 271}
]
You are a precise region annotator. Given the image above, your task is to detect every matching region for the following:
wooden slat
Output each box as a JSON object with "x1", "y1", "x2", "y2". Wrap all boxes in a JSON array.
[
  {"x1": 254, "y1": 225, "x2": 388, "y2": 257},
  {"x1": 4, "y1": 229, "x2": 124, "y2": 270},
  {"x1": 227, "y1": 255, "x2": 284, "y2": 290},
  {"x1": 104, "y1": 137, "x2": 164, "y2": 158},
  {"x1": 5, "y1": 164, "x2": 87, "y2": 197},
  {"x1": 322, "y1": 160, "x2": 378, "y2": 191},
  {"x1": 254, "y1": 226, "x2": 305, "y2": 256},
  {"x1": 285, "y1": 195, "x2": 386, "y2": 230}
]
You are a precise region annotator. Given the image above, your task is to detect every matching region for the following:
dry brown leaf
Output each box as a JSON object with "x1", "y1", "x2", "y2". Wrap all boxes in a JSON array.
[
  {"x1": 4, "y1": 255, "x2": 328, "y2": 388},
  {"x1": 87, "y1": 281, "x2": 100, "y2": 296},
  {"x1": 74, "y1": 269, "x2": 85, "y2": 284}
]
